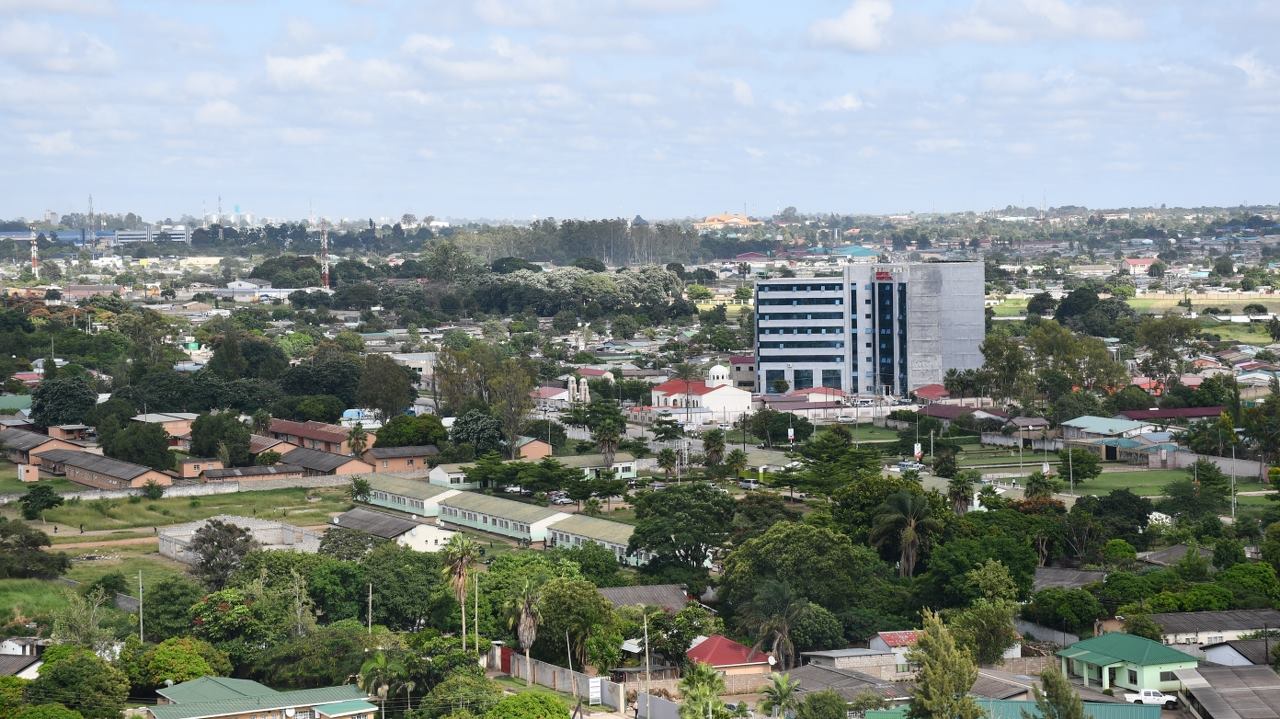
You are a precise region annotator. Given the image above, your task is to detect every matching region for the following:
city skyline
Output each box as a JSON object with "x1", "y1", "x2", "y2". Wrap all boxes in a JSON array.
[{"x1": 3, "y1": 0, "x2": 1279, "y2": 221}]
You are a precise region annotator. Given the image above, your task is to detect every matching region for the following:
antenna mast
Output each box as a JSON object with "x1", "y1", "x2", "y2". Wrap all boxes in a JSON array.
[
  {"x1": 217, "y1": 195, "x2": 224, "y2": 243},
  {"x1": 29, "y1": 232, "x2": 39, "y2": 279},
  {"x1": 320, "y1": 220, "x2": 330, "y2": 289}
]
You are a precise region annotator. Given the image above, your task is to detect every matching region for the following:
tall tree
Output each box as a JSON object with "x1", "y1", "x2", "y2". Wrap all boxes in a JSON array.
[
  {"x1": 593, "y1": 420, "x2": 621, "y2": 467},
  {"x1": 440, "y1": 535, "x2": 481, "y2": 653},
  {"x1": 30, "y1": 376, "x2": 96, "y2": 427},
  {"x1": 487, "y1": 359, "x2": 535, "y2": 459},
  {"x1": 758, "y1": 672, "x2": 800, "y2": 719},
  {"x1": 870, "y1": 492, "x2": 942, "y2": 578},
  {"x1": 678, "y1": 661, "x2": 729, "y2": 719},
  {"x1": 947, "y1": 470, "x2": 978, "y2": 516},
  {"x1": 907, "y1": 610, "x2": 982, "y2": 719},
  {"x1": 104, "y1": 422, "x2": 174, "y2": 471},
  {"x1": 359, "y1": 651, "x2": 408, "y2": 718},
  {"x1": 356, "y1": 354, "x2": 415, "y2": 420},
  {"x1": 347, "y1": 423, "x2": 368, "y2": 456},
  {"x1": 190, "y1": 519, "x2": 259, "y2": 589},
  {"x1": 190, "y1": 412, "x2": 251, "y2": 466},
  {"x1": 1024, "y1": 667, "x2": 1086, "y2": 719},
  {"x1": 505, "y1": 579, "x2": 542, "y2": 687}
]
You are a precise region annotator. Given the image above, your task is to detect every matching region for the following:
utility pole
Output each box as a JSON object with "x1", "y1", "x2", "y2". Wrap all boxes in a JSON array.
[
  {"x1": 643, "y1": 612, "x2": 651, "y2": 719},
  {"x1": 138, "y1": 570, "x2": 144, "y2": 642},
  {"x1": 367, "y1": 583, "x2": 373, "y2": 635}
]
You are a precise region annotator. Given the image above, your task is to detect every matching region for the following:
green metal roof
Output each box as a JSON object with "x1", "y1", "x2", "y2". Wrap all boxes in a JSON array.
[
  {"x1": 315, "y1": 699, "x2": 378, "y2": 717},
  {"x1": 548, "y1": 513, "x2": 635, "y2": 545},
  {"x1": 1059, "y1": 648, "x2": 1124, "y2": 667},
  {"x1": 1056, "y1": 632, "x2": 1198, "y2": 667},
  {"x1": 867, "y1": 700, "x2": 1160, "y2": 719},
  {"x1": 438, "y1": 491, "x2": 567, "y2": 524},
  {"x1": 0, "y1": 394, "x2": 32, "y2": 411},
  {"x1": 367, "y1": 474, "x2": 454, "y2": 500},
  {"x1": 155, "y1": 676, "x2": 276, "y2": 704},
  {"x1": 1062, "y1": 416, "x2": 1150, "y2": 436},
  {"x1": 148, "y1": 685, "x2": 367, "y2": 719}
]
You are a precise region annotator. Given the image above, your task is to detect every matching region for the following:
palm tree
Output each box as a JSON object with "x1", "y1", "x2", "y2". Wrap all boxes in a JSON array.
[
  {"x1": 871, "y1": 491, "x2": 942, "y2": 578},
  {"x1": 250, "y1": 409, "x2": 271, "y2": 435},
  {"x1": 738, "y1": 580, "x2": 810, "y2": 670},
  {"x1": 359, "y1": 651, "x2": 407, "y2": 719},
  {"x1": 679, "y1": 660, "x2": 728, "y2": 719},
  {"x1": 593, "y1": 420, "x2": 621, "y2": 467},
  {"x1": 506, "y1": 579, "x2": 542, "y2": 686},
  {"x1": 657, "y1": 448, "x2": 678, "y2": 478},
  {"x1": 348, "y1": 422, "x2": 368, "y2": 456},
  {"x1": 441, "y1": 534, "x2": 481, "y2": 653},
  {"x1": 724, "y1": 448, "x2": 749, "y2": 479},
  {"x1": 1024, "y1": 470, "x2": 1060, "y2": 500},
  {"x1": 701, "y1": 428, "x2": 726, "y2": 468},
  {"x1": 758, "y1": 672, "x2": 800, "y2": 718},
  {"x1": 947, "y1": 470, "x2": 978, "y2": 516}
]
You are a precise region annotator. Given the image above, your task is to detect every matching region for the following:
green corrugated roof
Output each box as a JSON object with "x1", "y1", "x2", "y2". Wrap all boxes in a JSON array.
[
  {"x1": 1059, "y1": 648, "x2": 1124, "y2": 666},
  {"x1": 548, "y1": 513, "x2": 634, "y2": 545},
  {"x1": 1056, "y1": 633, "x2": 1198, "y2": 667},
  {"x1": 0, "y1": 395, "x2": 32, "y2": 411},
  {"x1": 1062, "y1": 416, "x2": 1150, "y2": 436},
  {"x1": 315, "y1": 699, "x2": 378, "y2": 717},
  {"x1": 438, "y1": 492, "x2": 567, "y2": 524},
  {"x1": 148, "y1": 685, "x2": 367, "y2": 719},
  {"x1": 367, "y1": 474, "x2": 453, "y2": 500},
  {"x1": 155, "y1": 677, "x2": 276, "y2": 704},
  {"x1": 867, "y1": 700, "x2": 1160, "y2": 719},
  {"x1": 556, "y1": 452, "x2": 636, "y2": 468}
]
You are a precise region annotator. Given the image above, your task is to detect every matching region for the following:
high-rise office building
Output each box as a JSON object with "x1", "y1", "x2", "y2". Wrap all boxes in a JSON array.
[{"x1": 754, "y1": 262, "x2": 984, "y2": 397}]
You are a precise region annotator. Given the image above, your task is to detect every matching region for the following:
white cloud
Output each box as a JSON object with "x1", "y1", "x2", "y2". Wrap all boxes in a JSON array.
[
  {"x1": 28, "y1": 130, "x2": 75, "y2": 155},
  {"x1": 1233, "y1": 51, "x2": 1276, "y2": 89},
  {"x1": 0, "y1": 0, "x2": 113, "y2": 14},
  {"x1": 810, "y1": 0, "x2": 893, "y2": 52},
  {"x1": 948, "y1": 0, "x2": 1143, "y2": 43},
  {"x1": 389, "y1": 89, "x2": 440, "y2": 106},
  {"x1": 0, "y1": 20, "x2": 116, "y2": 73},
  {"x1": 730, "y1": 78, "x2": 754, "y2": 106},
  {"x1": 744, "y1": 146, "x2": 765, "y2": 158},
  {"x1": 914, "y1": 137, "x2": 968, "y2": 153},
  {"x1": 417, "y1": 147, "x2": 437, "y2": 160},
  {"x1": 412, "y1": 36, "x2": 566, "y2": 84},
  {"x1": 402, "y1": 33, "x2": 453, "y2": 54},
  {"x1": 613, "y1": 91, "x2": 658, "y2": 107},
  {"x1": 821, "y1": 93, "x2": 864, "y2": 111},
  {"x1": 195, "y1": 99, "x2": 247, "y2": 126},
  {"x1": 266, "y1": 47, "x2": 346, "y2": 91}
]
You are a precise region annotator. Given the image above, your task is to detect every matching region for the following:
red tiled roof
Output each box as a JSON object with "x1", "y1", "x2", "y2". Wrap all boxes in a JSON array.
[
  {"x1": 1123, "y1": 258, "x2": 1157, "y2": 266},
  {"x1": 652, "y1": 379, "x2": 719, "y2": 396},
  {"x1": 877, "y1": 630, "x2": 922, "y2": 648},
  {"x1": 729, "y1": 355, "x2": 754, "y2": 365},
  {"x1": 269, "y1": 418, "x2": 348, "y2": 444},
  {"x1": 531, "y1": 386, "x2": 569, "y2": 399},
  {"x1": 686, "y1": 635, "x2": 768, "y2": 667},
  {"x1": 1119, "y1": 406, "x2": 1225, "y2": 421},
  {"x1": 912, "y1": 383, "x2": 950, "y2": 401},
  {"x1": 574, "y1": 367, "x2": 608, "y2": 377}
]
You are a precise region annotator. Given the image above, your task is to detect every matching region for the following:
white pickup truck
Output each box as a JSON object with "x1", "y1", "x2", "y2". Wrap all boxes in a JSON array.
[{"x1": 1124, "y1": 689, "x2": 1177, "y2": 707}]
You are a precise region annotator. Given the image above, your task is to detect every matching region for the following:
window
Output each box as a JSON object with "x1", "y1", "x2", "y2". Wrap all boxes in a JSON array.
[
  {"x1": 1159, "y1": 671, "x2": 1177, "y2": 682},
  {"x1": 1128, "y1": 669, "x2": 1138, "y2": 685},
  {"x1": 793, "y1": 370, "x2": 813, "y2": 390},
  {"x1": 382, "y1": 460, "x2": 389, "y2": 469},
  {"x1": 821, "y1": 369, "x2": 841, "y2": 390}
]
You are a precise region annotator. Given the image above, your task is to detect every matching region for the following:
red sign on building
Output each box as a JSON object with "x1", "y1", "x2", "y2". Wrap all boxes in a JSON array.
[{"x1": 875, "y1": 271, "x2": 893, "y2": 280}]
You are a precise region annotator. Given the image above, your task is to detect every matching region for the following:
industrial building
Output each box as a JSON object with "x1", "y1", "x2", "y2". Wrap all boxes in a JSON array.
[{"x1": 754, "y1": 262, "x2": 984, "y2": 397}]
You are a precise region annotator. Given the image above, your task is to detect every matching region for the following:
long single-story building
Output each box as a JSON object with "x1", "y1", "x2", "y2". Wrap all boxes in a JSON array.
[
  {"x1": 1176, "y1": 665, "x2": 1280, "y2": 719},
  {"x1": 37, "y1": 449, "x2": 173, "y2": 489},
  {"x1": 1148, "y1": 609, "x2": 1280, "y2": 647},
  {"x1": 0, "y1": 428, "x2": 92, "y2": 482},
  {"x1": 437, "y1": 492, "x2": 569, "y2": 545},
  {"x1": 1057, "y1": 633, "x2": 1197, "y2": 693},
  {"x1": 146, "y1": 676, "x2": 374, "y2": 719},
  {"x1": 365, "y1": 474, "x2": 461, "y2": 518},
  {"x1": 428, "y1": 453, "x2": 638, "y2": 490},
  {"x1": 280, "y1": 447, "x2": 374, "y2": 476},
  {"x1": 269, "y1": 419, "x2": 374, "y2": 456},
  {"x1": 202, "y1": 464, "x2": 307, "y2": 481},
  {"x1": 546, "y1": 513, "x2": 650, "y2": 566}
]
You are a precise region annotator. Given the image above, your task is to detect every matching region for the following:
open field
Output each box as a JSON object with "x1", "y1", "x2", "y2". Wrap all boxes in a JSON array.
[
  {"x1": 0, "y1": 487, "x2": 352, "y2": 532},
  {"x1": 990, "y1": 299, "x2": 1029, "y2": 317},
  {"x1": 0, "y1": 579, "x2": 77, "y2": 624},
  {"x1": 63, "y1": 543, "x2": 188, "y2": 588},
  {"x1": 0, "y1": 459, "x2": 83, "y2": 495},
  {"x1": 1075, "y1": 469, "x2": 1186, "y2": 496},
  {"x1": 1194, "y1": 319, "x2": 1274, "y2": 344}
]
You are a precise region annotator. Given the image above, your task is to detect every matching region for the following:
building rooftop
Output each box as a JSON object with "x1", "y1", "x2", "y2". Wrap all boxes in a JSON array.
[
  {"x1": 555, "y1": 452, "x2": 635, "y2": 468},
  {"x1": 367, "y1": 474, "x2": 454, "y2": 500},
  {"x1": 549, "y1": 513, "x2": 634, "y2": 546},
  {"x1": 281, "y1": 447, "x2": 367, "y2": 473},
  {"x1": 1034, "y1": 567, "x2": 1108, "y2": 591},
  {"x1": 269, "y1": 418, "x2": 350, "y2": 444},
  {"x1": 686, "y1": 635, "x2": 768, "y2": 667},
  {"x1": 332, "y1": 507, "x2": 421, "y2": 539},
  {"x1": 0, "y1": 428, "x2": 65, "y2": 452},
  {"x1": 148, "y1": 683, "x2": 368, "y2": 719},
  {"x1": 1203, "y1": 639, "x2": 1277, "y2": 666},
  {"x1": 365, "y1": 445, "x2": 439, "y2": 459},
  {"x1": 1061, "y1": 416, "x2": 1150, "y2": 436},
  {"x1": 867, "y1": 700, "x2": 1158, "y2": 719},
  {"x1": 203, "y1": 464, "x2": 303, "y2": 479},
  {"x1": 156, "y1": 676, "x2": 277, "y2": 704},
  {"x1": 438, "y1": 492, "x2": 567, "y2": 524},
  {"x1": 1149, "y1": 609, "x2": 1280, "y2": 635},
  {"x1": 790, "y1": 664, "x2": 911, "y2": 702},
  {"x1": 598, "y1": 584, "x2": 690, "y2": 613},
  {"x1": 1057, "y1": 633, "x2": 1198, "y2": 667},
  {"x1": 46, "y1": 450, "x2": 154, "y2": 481},
  {"x1": 1178, "y1": 665, "x2": 1280, "y2": 719}
]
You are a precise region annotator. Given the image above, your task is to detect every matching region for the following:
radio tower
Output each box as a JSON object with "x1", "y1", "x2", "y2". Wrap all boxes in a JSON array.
[
  {"x1": 29, "y1": 233, "x2": 39, "y2": 279},
  {"x1": 320, "y1": 220, "x2": 330, "y2": 288},
  {"x1": 217, "y1": 195, "x2": 224, "y2": 243}
]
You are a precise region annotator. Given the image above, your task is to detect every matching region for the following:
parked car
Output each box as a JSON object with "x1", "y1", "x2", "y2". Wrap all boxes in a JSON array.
[
  {"x1": 893, "y1": 460, "x2": 926, "y2": 472},
  {"x1": 1124, "y1": 690, "x2": 1176, "y2": 707},
  {"x1": 552, "y1": 497, "x2": 575, "y2": 505},
  {"x1": 738, "y1": 479, "x2": 761, "y2": 490},
  {"x1": 835, "y1": 414, "x2": 855, "y2": 422}
]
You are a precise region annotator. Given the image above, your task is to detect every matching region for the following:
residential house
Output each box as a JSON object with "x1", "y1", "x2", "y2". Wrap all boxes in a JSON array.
[
  {"x1": 912, "y1": 383, "x2": 951, "y2": 402},
  {"x1": 365, "y1": 474, "x2": 461, "y2": 518},
  {"x1": 729, "y1": 355, "x2": 756, "y2": 391},
  {"x1": 1121, "y1": 258, "x2": 1158, "y2": 275},
  {"x1": 203, "y1": 464, "x2": 306, "y2": 481},
  {"x1": 685, "y1": 635, "x2": 772, "y2": 676},
  {"x1": 1007, "y1": 416, "x2": 1051, "y2": 434},
  {"x1": 279, "y1": 447, "x2": 374, "y2": 476},
  {"x1": 428, "y1": 462, "x2": 474, "y2": 489},
  {"x1": 0, "y1": 655, "x2": 41, "y2": 679},
  {"x1": 437, "y1": 492, "x2": 569, "y2": 545},
  {"x1": 789, "y1": 663, "x2": 912, "y2": 704},
  {"x1": 799, "y1": 648, "x2": 905, "y2": 681},
  {"x1": 597, "y1": 584, "x2": 690, "y2": 613},
  {"x1": 37, "y1": 449, "x2": 172, "y2": 489},
  {"x1": 919, "y1": 404, "x2": 1009, "y2": 428},
  {"x1": 0, "y1": 428, "x2": 90, "y2": 482},
  {"x1": 1117, "y1": 407, "x2": 1227, "y2": 424},
  {"x1": 330, "y1": 507, "x2": 456, "y2": 552},
  {"x1": 869, "y1": 630, "x2": 922, "y2": 671},
  {"x1": 530, "y1": 385, "x2": 571, "y2": 409},
  {"x1": 785, "y1": 386, "x2": 848, "y2": 404},
  {"x1": 268, "y1": 419, "x2": 374, "y2": 455},
  {"x1": 1147, "y1": 609, "x2": 1280, "y2": 646},
  {"x1": 1061, "y1": 416, "x2": 1156, "y2": 442},
  {"x1": 144, "y1": 676, "x2": 374, "y2": 719},
  {"x1": 557, "y1": 452, "x2": 637, "y2": 480},
  {"x1": 248, "y1": 433, "x2": 298, "y2": 459},
  {"x1": 1057, "y1": 633, "x2": 1198, "y2": 693},
  {"x1": 131, "y1": 412, "x2": 200, "y2": 447},
  {"x1": 1178, "y1": 665, "x2": 1280, "y2": 719},
  {"x1": 362, "y1": 445, "x2": 438, "y2": 473},
  {"x1": 175, "y1": 457, "x2": 222, "y2": 479},
  {"x1": 1202, "y1": 639, "x2": 1277, "y2": 667},
  {"x1": 46, "y1": 424, "x2": 91, "y2": 441},
  {"x1": 547, "y1": 513, "x2": 650, "y2": 567},
  {"x1": 513, "y1": 436, "x2": 553, "y2": 460}
]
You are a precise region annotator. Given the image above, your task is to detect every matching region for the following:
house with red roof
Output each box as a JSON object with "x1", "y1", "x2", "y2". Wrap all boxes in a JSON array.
[
  {"x1": 912, "y1": 384, "x2": 950, "y2": 402},
  {"x1": 268, "y1": 419, "x2": 374, "y2": 456},
  {"x1": 685, "y1": 635, "x2": 773, "y2": 676},
  {"x1": 785, "y1": 386, "x2": 847, "y2": 403},
  {"x1": 1121, "y1": 257, "x2": 1158, "y2": 276},
  {"x1": 872, "y1": 628, "x2": 1019, "y2": 666}
]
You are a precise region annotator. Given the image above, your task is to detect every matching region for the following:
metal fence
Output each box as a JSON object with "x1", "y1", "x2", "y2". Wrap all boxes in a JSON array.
[{"x1": 503, "y1": 651, "x2": 627, "y2": 713}]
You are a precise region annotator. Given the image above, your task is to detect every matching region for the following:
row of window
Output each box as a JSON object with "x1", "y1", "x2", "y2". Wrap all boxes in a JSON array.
[
  {"x1": 758, "y1": 326, "x2": 843, "y2": 335},
  {"x1": 758, "y1": 298, "x2": 844, "y2": 306},
  {"x1": 440, "y1": 506, "x2": 531, "y2": 534},
  {"x1": 757, "y1": 282, "x2": 844, "y2": 292},
  {"x1": 370, "y1": 491, "x2": 426, "y2": 511},
  {"x1": 758, "y1": 312, "x2": 844, "y2": 320},
  {"x1": 763, "y1": 368, "x2": 843, "y2": 391},
  {"x1": 757, "y1": 354, "x2": 844, "y2": 363},
  {"x1": 758, "y1": 341, "x2": 845, "y2": 349}
]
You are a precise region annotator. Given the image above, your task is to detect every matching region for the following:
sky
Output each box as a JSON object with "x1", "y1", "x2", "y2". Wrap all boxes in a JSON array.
[{"x1": 2, "y1": 0, "x2": 1279, "y2": 223}]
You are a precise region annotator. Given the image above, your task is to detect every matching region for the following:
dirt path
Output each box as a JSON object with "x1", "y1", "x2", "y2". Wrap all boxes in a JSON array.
[{"x1": 55, "y1": 536, "x2": 160, "y2": 549}]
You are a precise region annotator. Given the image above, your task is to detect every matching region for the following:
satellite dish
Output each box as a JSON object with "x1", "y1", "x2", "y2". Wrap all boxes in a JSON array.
[{"x1": 285, "y1": 709, "x2": 296, "y2": 717}]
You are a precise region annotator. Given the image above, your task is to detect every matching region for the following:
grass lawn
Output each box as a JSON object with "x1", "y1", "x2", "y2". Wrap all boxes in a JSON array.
[
  {"x1": 990, "y1": 299, "x2": 1029, "y2": 317},
  {"x1": 604, "y1": 506, "x2": 638, "y2": 525},
  {"x1": 835, "y1": 424, "x2": 900, "y2": 441},
  {"x1": 0, "y1": 459, "x2": 82, "y2": 495},
  {"x1": 0, "y1": 579, "x2": 76, "y2": 624},
  {"x1": 64, "y1": 544, "x2": 188, "y2": 588},
  {"x1": 1195, "y1": 319, "x2": 1274, "y2": 344},
  {"x1": 1075, "y1": 469, "x2": 1187, "y2": 497},
  {"x1": 1, "y1": 487, "x2": 352, "y2": 531}
]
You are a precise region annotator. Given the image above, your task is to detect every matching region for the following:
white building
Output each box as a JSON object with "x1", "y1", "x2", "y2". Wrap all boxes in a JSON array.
[
  {"x1": 754, "y1": 262, "x2": 984, "y2": 398},
  {"x1": 649, "y1": 365, "x2": 753, "y2": 425}
]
